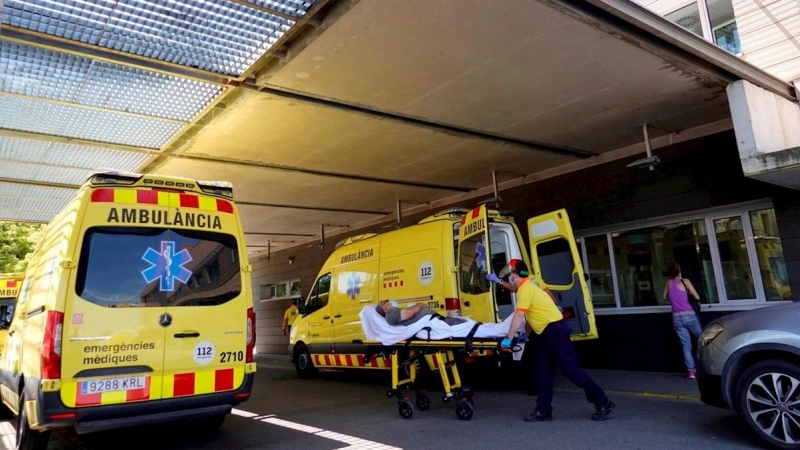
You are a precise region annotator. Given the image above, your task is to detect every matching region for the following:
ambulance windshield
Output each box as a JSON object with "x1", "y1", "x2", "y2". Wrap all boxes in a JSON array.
[{"x1": 76, "y1": 227, "x2": 241, "y2": 307}]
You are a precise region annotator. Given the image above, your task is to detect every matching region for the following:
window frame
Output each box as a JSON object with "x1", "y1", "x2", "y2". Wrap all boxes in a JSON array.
[
  {"x1": 576, "y1": 200, "x2": 791, "y2": 315},
  {"x1": 259, "y1": 278, "x2": 302, "y2": 303}
]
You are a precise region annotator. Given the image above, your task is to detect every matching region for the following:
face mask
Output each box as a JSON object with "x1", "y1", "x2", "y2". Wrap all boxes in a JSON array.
[{"x1": 389, "y1": 301, "x2": 399, "y2": 308}]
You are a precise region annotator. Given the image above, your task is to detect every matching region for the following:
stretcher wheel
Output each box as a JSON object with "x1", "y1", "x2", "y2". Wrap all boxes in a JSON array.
[
  {"x1": 399, "y1": 401, "x2": 414, "y2": 419},
  {"x1": 455, "y1": 401, "x2": 474, "y2": 421},
  {"x1": 415, "y1": 394, "x2": 430, "y2": 411}
]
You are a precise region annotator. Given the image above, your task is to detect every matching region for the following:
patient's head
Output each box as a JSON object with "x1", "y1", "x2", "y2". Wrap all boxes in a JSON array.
[{"x1": 376, "y1": 300, "x2": 391, "y2": 316}]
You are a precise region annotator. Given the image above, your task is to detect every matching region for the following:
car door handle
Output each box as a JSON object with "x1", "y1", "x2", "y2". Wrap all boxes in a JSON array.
[
  {"x1": 174, "y1": 331, "x2": 200, "y2": 338},
  {"x1": 322, "y1": 316, "x2": 330, "y2": 320},
  {"x1": 334, "y1": 314, "x2": 342, "y2": 318}
]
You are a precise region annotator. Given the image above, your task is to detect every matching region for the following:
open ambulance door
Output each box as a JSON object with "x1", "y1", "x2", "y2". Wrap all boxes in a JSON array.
[
  {"x1": 527, "y1": 209, "x2": 597, "y2": 340},
  {"x1": 457, "y1": 205, "x2": 498, "y2": 322}
]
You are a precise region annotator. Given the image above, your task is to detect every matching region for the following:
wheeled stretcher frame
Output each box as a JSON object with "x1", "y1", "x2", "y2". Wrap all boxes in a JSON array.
[{"x1": 357, "y1": 336, "x2": 508, "y2": 420}]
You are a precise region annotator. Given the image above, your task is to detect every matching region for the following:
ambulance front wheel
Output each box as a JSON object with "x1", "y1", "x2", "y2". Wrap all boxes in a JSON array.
[
  {"x1": 16, "y1": 393, "x2": 50, "y2": 450},
  {"x1": 398, "y1": 401, "x2": 414, "y2": 419},
  {"x1": 295, "y1": 345, "x2": 317, "y2": 379},
  {"x1": 455, "y1": 402, "x2": 474, "y2": 421}
]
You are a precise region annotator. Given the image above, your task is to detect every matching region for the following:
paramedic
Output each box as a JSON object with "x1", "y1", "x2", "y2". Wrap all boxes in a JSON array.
[
  {"x1": 282, "y1": 299, "x2": 299, "y2": 336},
  {"x1": 376, "y1": 300, "x2": 467, "y2": 326},
  {"x1": 499, "y1": 259, "x2": 615, "y2": 422}
]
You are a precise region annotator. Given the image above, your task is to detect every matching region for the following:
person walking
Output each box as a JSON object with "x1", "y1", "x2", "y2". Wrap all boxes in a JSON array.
[
  {"x1": 662, "y1": 262, "x2": 703, "y2": 379},
  {"x1": 282, "y1": 299, "x2": 299, "y2": 336},
  {"x1": 499, "y1": 259, "x2": 615, "y2": 421}
]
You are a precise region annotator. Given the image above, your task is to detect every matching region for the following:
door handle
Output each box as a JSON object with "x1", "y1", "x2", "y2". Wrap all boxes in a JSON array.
[
  {"x1": 174, "y1": 331, "x2": 200, "y2": 338},
  {"x1": 322, "y1": 316, "x2": 330, "y2": 320},
  {"x1": 334, "y1": 314, "x2": 342, "y2": 318},
  {"x1": 464, "y1": 301, "x2": 471, "y2": 307},
  {"x1": 8, "y1": 330, "x2": 14, "y2": 336}
]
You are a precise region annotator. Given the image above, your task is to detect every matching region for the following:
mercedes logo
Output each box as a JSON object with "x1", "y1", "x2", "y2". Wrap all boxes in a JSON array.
[{"x1": 158, "y1": 313, "x2": 172, "y2": 327}]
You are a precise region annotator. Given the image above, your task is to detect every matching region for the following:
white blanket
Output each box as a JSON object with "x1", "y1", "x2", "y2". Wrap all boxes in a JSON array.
[{"x1": 359, "y1": 306, "x2": 526, "y2": 360}]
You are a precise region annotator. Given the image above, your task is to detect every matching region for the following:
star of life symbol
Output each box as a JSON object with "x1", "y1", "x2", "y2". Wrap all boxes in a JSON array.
[
  {"x1": 476, "y1": 241, "x2": 487, "y2": 270},
  {"x1": 346, "y1": 273, "x2": 362, "y2": 300},
  {"x1": 141, "y1": 241, "x2": 193, "y2": 292}
]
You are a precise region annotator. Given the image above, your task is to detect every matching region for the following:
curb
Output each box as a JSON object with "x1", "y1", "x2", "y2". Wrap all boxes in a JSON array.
[{"x1": 556, "y1": 386, "x2": 701, "y2": 401}]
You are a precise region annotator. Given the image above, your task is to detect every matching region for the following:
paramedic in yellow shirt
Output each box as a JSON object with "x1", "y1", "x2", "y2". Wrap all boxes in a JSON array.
[
  {"x1": 282, "y1": 299, "x2": 299, "y2": 336},
  {"x1": 497, "y1": 259, "x2": 615, "y2": 422}
]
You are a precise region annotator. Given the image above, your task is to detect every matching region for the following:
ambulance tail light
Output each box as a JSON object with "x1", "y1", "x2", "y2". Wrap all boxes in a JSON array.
[
  {"x1": 42, "y1": 311, "x2": 64, "y2": 380},
  {"x1": 246, "y1": 307, "x2": 256, "y2": 363},
  {"x1": 445, "y1": 298, "x2": 461, "y2": 317}
]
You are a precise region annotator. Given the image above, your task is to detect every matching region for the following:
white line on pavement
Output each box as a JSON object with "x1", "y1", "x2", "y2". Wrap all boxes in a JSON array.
[{"x1": 232, "y1": 408, "x2": 402, "y2": 450}]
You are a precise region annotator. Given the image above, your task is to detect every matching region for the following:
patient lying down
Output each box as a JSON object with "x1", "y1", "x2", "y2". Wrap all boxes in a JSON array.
[{"x1": 360, "y1": 302, "x2": 525, "y2": 347}]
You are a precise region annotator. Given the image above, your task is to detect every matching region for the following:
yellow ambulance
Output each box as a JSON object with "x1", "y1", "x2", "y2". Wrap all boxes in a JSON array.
[
  {"x1": 0, "y1": 171, "x2": 256, "y2": 449},
  {"x1": 0, "y1": 273, "x2": 23, "y2": 354},
  {"x1": 290, "y1": 205, "x2": 595, "y2": 377}
]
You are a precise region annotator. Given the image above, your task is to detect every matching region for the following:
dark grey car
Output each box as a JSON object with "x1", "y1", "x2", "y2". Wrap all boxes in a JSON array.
[{"x1": 697, "y1": 302, "x2": 800, "y2": 449}]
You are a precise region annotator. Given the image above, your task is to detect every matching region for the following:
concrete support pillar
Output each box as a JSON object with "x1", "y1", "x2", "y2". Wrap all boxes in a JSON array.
[{"x1": 728, "y1": 80, "x2": 800, "y2": 189}]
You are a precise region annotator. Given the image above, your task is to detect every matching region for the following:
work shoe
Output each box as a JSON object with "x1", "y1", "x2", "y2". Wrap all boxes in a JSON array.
[
  {"x1": 686, "y1": 370, "x2": 696, "y2": 379},
  {"x1": 524, "y1": 408, "x2": 553, "y2": 422},
  {"x1": 591, "y1": 401, "x2": 615, "y2": 421}
]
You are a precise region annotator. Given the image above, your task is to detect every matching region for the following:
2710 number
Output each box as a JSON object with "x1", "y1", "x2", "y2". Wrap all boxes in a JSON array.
[{"x1": 220, "y1": 351, "x2": 244, "y2": 363}]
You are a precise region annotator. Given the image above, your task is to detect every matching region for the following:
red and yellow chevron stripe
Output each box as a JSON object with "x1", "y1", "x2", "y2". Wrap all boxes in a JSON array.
[
  {"x1": 65, "y1": 367, "x2": 244, "y2": 407},
  {"x1": 313, "y1": 354, "x2": 391, "y2": 369},
  {"x1": 383, "y1": 280, "x2": 404, "y2": 289},
  {"x1": 90, "y1": 188, "x2": 233, "y2": 214}
]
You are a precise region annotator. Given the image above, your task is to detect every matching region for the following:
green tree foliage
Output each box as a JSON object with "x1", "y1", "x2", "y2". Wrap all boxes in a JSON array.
[{"x1": 0, "y1": 222, "x2": 45, "y2": 273}]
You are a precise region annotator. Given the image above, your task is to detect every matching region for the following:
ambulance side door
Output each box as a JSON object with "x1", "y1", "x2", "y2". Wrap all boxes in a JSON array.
[
  {"x1": 527, "y1": 209, "x2": 597, "y2": 340},
  {"x1": 303, "y1": 272, "x2": 334, "y2": 355},
  {"x1": 332, "y1": 254, "x2": 379, "y2": 353},
  {"x1": 457, "y1": 205, "x2": 497, "y2": 323}
]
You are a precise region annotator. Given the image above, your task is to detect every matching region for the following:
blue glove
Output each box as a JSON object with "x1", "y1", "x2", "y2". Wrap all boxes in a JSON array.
[
  {"x1": 486, "y1": 273, "x2": 501, "y2": 284},
  {"x1": 500, "y1": 337, "x2": 513, "y2": 349}
]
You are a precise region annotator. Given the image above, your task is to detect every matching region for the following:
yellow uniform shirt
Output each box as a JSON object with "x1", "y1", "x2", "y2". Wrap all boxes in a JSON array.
[
  {"x1": 283, "y1": 305, "x2": 298, "y2": 326},
  {"x1": 515, "y1": 278, "x2": 562, "y2": 335}
]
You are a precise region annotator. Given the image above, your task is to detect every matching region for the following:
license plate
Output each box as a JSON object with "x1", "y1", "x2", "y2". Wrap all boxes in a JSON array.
[{"x1": 80, "y1": 376, "x2": 147, "y2": 395}]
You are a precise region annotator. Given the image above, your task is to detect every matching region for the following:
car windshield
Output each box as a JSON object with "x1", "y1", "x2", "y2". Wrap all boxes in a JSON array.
[{"x1": 76, "y1": 227, "x2": 241, "y2": 307}]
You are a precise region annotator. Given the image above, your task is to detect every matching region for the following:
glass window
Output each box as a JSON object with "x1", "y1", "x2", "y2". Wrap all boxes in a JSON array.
[
  {"x1": 290, "y1": 280, "x2": 301, "y2": 296},
  {"x1": 750, "y1": 209, "x2": 793, "y2": 301},
  {"x1": 76, "y1": 227, "x2": 241, "y2": 307},
  {"x1": 666, "y1": 2, "x2": 704, "y2": 36},
  {"x1": 714, "y1": 216, "x2": 756, "y2": 300},
  {"x1": 304, "y1": 273, "x2": 331, "y2": 315},
  {"x1": 612, "y1": 220, "x2": 716, "y2": 307},
  {"x1": 536, "y1": 238, "x2": 574, "y2": 286},
  {"x1": 459, "y1": 234, "x2": 490, "y2": 295},
  {"x1": 583, "y1": 235, "x2": 616, "y2": 308},
  {"x1": 707, "y1": 0, "x2": 741, "y2": 54}
]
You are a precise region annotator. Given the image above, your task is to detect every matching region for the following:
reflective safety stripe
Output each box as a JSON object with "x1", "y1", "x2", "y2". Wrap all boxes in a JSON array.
[
  {"x1": 90, "y1": 188, "x2": 233, "y2": 214},
  {"x1": 164, "y1": 367, "x2": 244, "y2": 398},
  {"x1": 313, "y1": 354, "x2": 391, "y2": 369}
]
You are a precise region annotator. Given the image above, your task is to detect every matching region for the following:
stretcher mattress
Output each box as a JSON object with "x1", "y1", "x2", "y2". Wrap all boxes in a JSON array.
[{"x1": 359, "y1": 306, "x2": 525, "y2": 348}]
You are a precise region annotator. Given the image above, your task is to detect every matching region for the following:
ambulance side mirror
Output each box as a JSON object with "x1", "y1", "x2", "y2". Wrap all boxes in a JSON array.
[{"x1": 297, "y1": 299, "x2": 306, "y2": 315}]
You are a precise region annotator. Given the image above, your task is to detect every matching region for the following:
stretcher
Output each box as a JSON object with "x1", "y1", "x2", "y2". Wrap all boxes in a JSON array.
[{"x1": 354, "y1": 333, "x2": 515, "y2": 421}]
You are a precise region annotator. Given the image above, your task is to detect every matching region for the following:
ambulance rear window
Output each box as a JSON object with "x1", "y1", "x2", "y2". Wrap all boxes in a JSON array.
[{"x1": 76, "y1": 227, "x2": 241, "y2": 307}]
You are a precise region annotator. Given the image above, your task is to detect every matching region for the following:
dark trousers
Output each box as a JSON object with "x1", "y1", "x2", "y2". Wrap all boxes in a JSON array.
[{"x1": 535, "y1": 320, "x2": 607, "y2": 413}]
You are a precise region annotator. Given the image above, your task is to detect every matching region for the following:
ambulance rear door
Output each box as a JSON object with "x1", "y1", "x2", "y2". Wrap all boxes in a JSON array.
[
  {"x1": 159, "y1": 194, "x2": 249, "y2": 401},
  {"x1": 527, "y1": 209, "x2": 597, "y2": 340},
  {"x1": 457, "y1": 205, "x2": 498, "y2": 323}
]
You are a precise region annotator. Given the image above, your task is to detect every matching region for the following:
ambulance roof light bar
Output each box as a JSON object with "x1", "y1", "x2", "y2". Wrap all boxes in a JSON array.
[{"x1": 88, "y1": 169, "x2": 143, "y2": 186}]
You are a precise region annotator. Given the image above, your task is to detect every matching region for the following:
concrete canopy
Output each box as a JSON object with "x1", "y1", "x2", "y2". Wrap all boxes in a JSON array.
[{"x1": 0, "y1": 0, "x2": 792, "y2": 258}]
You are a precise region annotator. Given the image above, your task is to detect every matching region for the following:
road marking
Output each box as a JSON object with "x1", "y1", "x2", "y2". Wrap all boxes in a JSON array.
[
  {"x1": 0, "y1": 421, "x2": 15, "y2": 450},
  {"x1": 232, "y1": 408, "x2": 401, "y2": 450}
]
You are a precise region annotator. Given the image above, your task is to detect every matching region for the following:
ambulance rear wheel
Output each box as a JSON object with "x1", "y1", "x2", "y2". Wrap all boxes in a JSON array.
[
  {"x1": 16, "y1": 393, "x2": 50, "y2": 450},
  {"x1": 416, "y1": 394, "x2": 430, "y2": 411},
  {"x1": 455, "y1": 402, "x2": 474, "y2": 421},
  {"x1": 295, "y1": 345, "x2": 317, "y2": 379},
  {"x1": 399, "y1": 401, "x2": 414, "y2": 419}
]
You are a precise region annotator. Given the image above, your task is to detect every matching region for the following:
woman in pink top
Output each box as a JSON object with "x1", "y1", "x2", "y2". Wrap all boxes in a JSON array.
[{"x1": 662, "y1": 263, "x2": 702, "y2": 379}]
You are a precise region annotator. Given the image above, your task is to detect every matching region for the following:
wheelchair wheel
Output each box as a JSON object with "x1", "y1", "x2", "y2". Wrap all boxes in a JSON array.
[{"x1": 416, "y1": 394, "x2": 430, "y2": 411}]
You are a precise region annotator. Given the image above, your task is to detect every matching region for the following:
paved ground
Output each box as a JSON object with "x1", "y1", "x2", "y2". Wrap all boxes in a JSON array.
[{"x1": 0, "y1": 354, "x2": 771, "y2": 450}]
